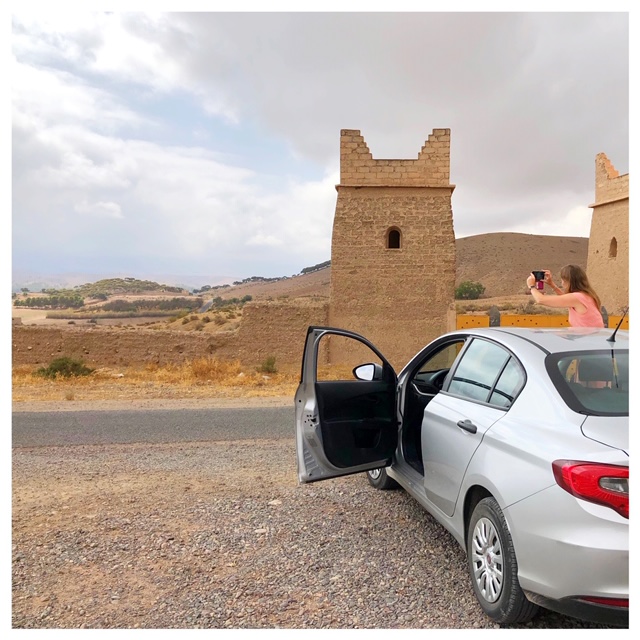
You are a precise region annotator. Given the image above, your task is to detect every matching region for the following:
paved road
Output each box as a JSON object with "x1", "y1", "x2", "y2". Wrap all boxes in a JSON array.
[{"x1": 12, "y1": 407, "x2": 295, "y2": 447}]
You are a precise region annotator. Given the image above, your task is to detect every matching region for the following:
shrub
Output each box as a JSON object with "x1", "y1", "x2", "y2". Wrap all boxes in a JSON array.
[
  {"x1": 257, "y1": 356, "x2": 277, "y2": 374},
  {"x1": 36, "y1": 357, "x2": 94, "y2": 379},
  {"x1": 455, "y1": 281, "x2": 485, "y2": 300}
]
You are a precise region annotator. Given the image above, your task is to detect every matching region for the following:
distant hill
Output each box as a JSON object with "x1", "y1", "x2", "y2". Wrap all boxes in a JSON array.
[
  {"x1": 11, "y1": 272, "x2": 235, "y2": 294},
  {"x1": 455, "y1": 232, "x2": 588, "y2": 298},
  {"x1": 216, "y1": 232, "x2": 589, "y2": 301}
]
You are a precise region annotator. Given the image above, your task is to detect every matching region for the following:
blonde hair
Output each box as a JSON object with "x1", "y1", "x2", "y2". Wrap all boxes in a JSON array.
[{"x1": 560, "y1": 264, "x2": 601, "y2": 310}]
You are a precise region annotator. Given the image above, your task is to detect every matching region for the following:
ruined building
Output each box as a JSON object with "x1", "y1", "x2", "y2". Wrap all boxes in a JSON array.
[
  {"x1": 329, "y1": 129, "x2": 456, "y2": 368},
  {"x1": 586, "y1": 153, "x2": 629, "y2": 316}
]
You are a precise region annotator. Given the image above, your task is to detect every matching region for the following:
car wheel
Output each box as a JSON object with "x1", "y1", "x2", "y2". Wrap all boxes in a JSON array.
[
  {"x1": 467, "y1": 497, "x2": 538, "y2": 625},
  {"x1": 366, "y1": 467, "x2": 399, "y2": 490}
]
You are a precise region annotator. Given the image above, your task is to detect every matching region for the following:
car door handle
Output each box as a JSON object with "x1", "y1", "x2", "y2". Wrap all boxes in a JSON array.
[{"x1": 456, "y1": 419, "x2": 478, "y2": 434}]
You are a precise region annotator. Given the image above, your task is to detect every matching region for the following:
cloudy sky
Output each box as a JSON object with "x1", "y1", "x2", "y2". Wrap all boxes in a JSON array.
[{"x1": 10, "y1": 6, "x2": 630, "y2": 285}]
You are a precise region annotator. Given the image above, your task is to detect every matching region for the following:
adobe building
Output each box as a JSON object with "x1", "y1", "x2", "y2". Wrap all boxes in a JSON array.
[
  {"x1": 587, "y1": 153, "x2": 629, "y2": 315},
  {"x1": 329, "y1": 129, "x2": 456, "y2": 368}
]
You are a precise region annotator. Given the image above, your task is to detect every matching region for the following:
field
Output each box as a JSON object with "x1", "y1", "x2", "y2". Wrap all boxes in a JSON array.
[{"x1": 12, "y1": 232, "x2": 593, "y2": 404}]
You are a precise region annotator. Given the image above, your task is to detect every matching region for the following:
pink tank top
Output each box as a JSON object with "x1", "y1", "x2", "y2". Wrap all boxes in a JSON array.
[{"x1": 569, "y1": 292, "x2": 604, "y2": 328}]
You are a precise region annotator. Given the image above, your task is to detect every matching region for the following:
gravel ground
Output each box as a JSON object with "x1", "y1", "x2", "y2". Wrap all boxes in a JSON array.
[{"x1": 12, "y1": 437, "x2": 621, "y2": 630}]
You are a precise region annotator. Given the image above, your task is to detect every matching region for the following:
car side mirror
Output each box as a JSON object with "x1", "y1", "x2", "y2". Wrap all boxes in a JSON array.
[{"x1": 353, "y1": 363, "x2": 383, "y2": 381}]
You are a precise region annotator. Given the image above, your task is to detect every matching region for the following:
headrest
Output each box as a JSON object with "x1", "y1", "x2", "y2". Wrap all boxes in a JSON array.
[{"x1": 578, "y1": 358, "x2": 614, "y2": 382}]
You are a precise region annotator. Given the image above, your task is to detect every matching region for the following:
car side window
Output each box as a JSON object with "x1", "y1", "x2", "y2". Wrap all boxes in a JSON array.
[
  {"x1": 416, "y1": 341, "x2": 464, "y2": 375},
  {"x1": 447, "y1": 338, "x2": 513, "y2": 405},
  {"x1": 411, "y1": 340, "x2": 465, "y2": 393},
  {"x1": 488, "y1": 357, "x2": 525, "y2": 408}
]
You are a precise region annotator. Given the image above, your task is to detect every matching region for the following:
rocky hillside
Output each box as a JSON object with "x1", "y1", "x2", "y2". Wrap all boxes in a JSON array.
[{"x1": 454, "y1": 233, "x2": 588, "y2": 298}]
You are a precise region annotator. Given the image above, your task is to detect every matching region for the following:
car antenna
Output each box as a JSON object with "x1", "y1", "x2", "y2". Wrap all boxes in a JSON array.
[{"x1": 606, "y1": 306, "x2": 628, "y2": 343}]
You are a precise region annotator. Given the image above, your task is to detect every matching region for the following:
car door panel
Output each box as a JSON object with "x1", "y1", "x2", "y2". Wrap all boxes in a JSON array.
[
  {"x1": 295, "y1": 326, "x2": 398, "y2": 483},
  {"x1": 422, "y1": 394, "x2": 505, "y2": 516},
  {"x1": 316, "y1": 380, "x2": 396, "y2": 468}
]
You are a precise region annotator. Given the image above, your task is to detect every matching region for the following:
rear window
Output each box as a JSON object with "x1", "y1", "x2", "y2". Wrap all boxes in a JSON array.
[{"x1": 546, "y1": 350, "x2": 629, "y2": 417}]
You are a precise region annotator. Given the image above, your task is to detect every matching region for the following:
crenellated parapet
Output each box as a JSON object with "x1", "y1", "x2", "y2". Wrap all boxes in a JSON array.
[
  {"x1": 592, "y1": 152, "x2": 629, "y2": 207},
  {"x1": 338, "y1": 128, "x2": 453, "y2": 188}
]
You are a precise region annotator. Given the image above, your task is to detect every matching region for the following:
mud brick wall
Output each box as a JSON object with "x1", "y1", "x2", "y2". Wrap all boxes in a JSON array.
[
  {"x1": 330, "y1": 129, "x2": 456, "y2": 369},
  {"x1": 12, "y1": 300, "x2": 329, "y2": 371},
  {"x1": 11, "y1": 325, "x2": 235, "y2": 368},
  {"x1": 339, "y1": 128, "x2": 451, "y2": 187},
  {"x1": 227, "y1": 299, "x2": 330, "y2": 370},
  {"x1": 587, "y1": 153, "x2": 629, "y2": 315}
]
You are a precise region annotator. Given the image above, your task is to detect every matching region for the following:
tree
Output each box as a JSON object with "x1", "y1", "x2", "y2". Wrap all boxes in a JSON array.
[{"x1": 455, "y1": 281, "x2": 485, "y2": 300}]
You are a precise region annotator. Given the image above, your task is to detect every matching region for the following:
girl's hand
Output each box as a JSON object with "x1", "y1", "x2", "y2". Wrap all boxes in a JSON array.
[
  {"x1": 527, "y1": 273, "x2": 536, "y2": 288},
  {"x1": 544, "y1": 270, "x2": 553, "y2": 284}
]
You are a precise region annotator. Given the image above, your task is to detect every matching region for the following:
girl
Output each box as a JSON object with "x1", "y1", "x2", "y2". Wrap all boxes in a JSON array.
[{"x1": 526, "y1": 264, "x2": 604, "y2": 328}]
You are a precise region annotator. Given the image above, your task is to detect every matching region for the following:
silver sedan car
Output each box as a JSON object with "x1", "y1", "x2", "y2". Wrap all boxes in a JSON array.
[{"x1": 295, "y1": 325, "x2": 628, "y2": 627}]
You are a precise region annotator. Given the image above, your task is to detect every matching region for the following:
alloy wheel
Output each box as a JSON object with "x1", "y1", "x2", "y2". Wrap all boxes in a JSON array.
[{"x1": 471, "y1": 516, "x2": 504, "y2": 604}]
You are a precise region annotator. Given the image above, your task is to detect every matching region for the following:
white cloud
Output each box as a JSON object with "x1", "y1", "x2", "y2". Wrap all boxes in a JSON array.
[
  {"x1": 245, "y1": 234, "x2": 283, "y2": 247},
  {"x1": 510, "y1": 206, "x2": 593, "y2": 238},
  {"x1": 10, "y1": 11, "x2": 629, "y2": 279},
  {"x1": 12, "y1": 59, "x2": 144, "y2": 132},
  {"x1": 74, "y1": 200, "x2": 123, "y2": 219}
]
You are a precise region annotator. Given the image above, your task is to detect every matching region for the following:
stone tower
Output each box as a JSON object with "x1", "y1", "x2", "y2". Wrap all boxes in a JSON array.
[
  {"x1": 329, "y1": 128, "x2": 456, "y2": 368},
  {"x1": 586, "y1": 153, "x2": 629, "y2": 315}
]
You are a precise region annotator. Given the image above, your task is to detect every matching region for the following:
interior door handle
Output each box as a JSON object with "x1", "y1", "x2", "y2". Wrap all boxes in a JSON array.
[{"x1": 456, "y1": 419, "x2": 478, "y2": 434}]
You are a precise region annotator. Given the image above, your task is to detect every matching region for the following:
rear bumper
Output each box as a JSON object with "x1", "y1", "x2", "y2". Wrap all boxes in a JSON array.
[
  {"x1": 524, "y1": 592, "x2": 628, "y2": 627},
  {"x1": 505, "y1": 485, "x2": 628, "y2": 621}
]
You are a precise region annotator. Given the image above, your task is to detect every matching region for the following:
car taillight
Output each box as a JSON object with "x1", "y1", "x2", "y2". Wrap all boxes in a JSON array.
[
  {"x1": 578, "y1": 596, "x2": 629, "y2": 608},
  {"x1": 552, "y1": 460, "x2": 629, "y2": 519}
]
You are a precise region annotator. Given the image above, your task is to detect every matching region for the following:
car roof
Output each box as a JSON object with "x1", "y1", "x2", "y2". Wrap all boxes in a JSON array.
[{"x1": 455, "y1": 327, "x2": 629, "y2": 355}]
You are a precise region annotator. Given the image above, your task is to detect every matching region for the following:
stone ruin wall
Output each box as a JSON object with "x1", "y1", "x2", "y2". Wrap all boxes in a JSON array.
[
  {"x1": 225, "y1": 300, "x2": 329, "y2": 370},
  {"x1": 586, "y1": 153, "x2": 629, "y2": 315},
  {"x1": 329, "y1": 129, "x2": 456, "y2": 369},
  {"x1": 12, "y1": 300, "x2": 329, "y2": 372}
]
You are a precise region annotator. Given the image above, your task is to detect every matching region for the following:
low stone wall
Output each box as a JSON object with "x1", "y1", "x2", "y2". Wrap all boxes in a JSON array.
[
  {"x1": 11, "y1": 325, "x2": 236, "y2": 368},
  {"x1": 231, "y1": 299, "x2": 330, "y2": 369},
  {"x1": 11, "y1": 299, "x2": 330, "y2": 371}
]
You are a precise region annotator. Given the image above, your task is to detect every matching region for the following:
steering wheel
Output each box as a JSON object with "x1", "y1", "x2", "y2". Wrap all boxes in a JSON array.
[{"x1": 431, "y1": 369, "x2": 449, "y2": 391}]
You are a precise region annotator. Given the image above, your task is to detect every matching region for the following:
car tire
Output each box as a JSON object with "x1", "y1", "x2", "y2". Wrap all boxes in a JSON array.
[
  {"x1": 366, "y1": 467, "x2": 400, "y2": 490},
  {"x1": 467, "y1": 497, "x2": 538, "y2": 625}
]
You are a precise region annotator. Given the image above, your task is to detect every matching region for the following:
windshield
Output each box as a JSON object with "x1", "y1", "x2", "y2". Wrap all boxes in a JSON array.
[{"x1": 546, "y1": 350, "x2": 629, "y2": 417}]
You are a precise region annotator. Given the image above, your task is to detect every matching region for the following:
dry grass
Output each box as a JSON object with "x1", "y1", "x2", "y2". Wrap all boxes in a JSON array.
[
  {"x1": 12, "y1": 358, "x2": 296, "y2": 403},
  {"x1": 11, "y1": 359, "x2": 359, "y2": 403}
]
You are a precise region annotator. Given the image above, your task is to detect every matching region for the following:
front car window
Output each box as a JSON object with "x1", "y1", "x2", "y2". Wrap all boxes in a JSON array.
[
  {"x1": 546, "y1": 350, "x2": 629, "y2": 417},
  {"x1": 447, "y1": 338, "x2": 524, "y2": 408},
  {"x1": 411, "y1": 340, "x2": 465, "y2": 394}
]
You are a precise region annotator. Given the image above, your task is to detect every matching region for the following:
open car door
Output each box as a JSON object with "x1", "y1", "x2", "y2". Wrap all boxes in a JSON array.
[{"x1": 295, "y1": 326, "x2": 398, "y2": 483}]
